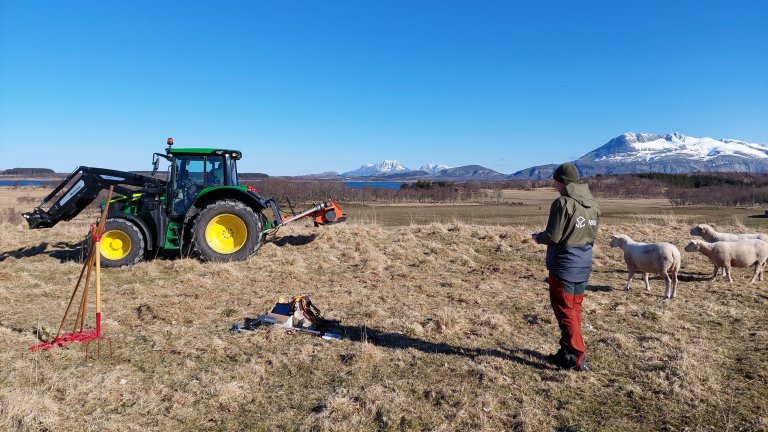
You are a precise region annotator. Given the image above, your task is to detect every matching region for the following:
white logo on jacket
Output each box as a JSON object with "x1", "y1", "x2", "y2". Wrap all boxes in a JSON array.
[{"x1": 576, "y1": 216, "x2": 586, "y2": 228}]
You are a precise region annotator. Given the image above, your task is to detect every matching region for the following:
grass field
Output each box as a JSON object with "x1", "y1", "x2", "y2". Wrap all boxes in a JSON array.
[
  {"x1": 0, "y1": 186, "x2": 766, "y2": 431},
  {"x1": 344, "y1": 188, "x2": 768, "y2": 229}
]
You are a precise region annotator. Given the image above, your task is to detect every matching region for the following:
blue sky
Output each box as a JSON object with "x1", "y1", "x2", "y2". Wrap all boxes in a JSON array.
[{"x1": 1, "y1": 1, "x2": 766, "y2": 175}]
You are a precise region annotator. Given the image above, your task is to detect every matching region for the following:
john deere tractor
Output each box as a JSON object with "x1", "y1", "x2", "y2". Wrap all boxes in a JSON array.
[{"x1": 23, "y1": 138, "x2": 345, "y2": 267}]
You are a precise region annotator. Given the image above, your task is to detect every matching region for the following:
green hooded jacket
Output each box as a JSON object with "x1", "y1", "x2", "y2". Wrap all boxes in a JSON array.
[
  {"x1": 538, "y1": 183, "x2": 600, "y2": 246},
  {"x1": 536, "y1": 183, "x2": 601, "y2": 282}
]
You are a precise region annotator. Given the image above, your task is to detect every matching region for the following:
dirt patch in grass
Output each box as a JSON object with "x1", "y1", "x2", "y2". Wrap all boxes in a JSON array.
[{"x1": 0, "y1": 186, "x2": 766, "y2": 431}]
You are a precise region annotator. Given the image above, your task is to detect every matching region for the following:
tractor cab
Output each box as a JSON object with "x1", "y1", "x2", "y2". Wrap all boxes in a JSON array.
[{"x1": 153, "y1": 138, "x2": 243, "y2": 217}]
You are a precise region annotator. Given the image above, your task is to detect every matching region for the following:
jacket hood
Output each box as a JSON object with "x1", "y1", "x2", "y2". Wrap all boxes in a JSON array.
[{"x1": 564, "y1": 183, "x2": 597, "y2": 208}]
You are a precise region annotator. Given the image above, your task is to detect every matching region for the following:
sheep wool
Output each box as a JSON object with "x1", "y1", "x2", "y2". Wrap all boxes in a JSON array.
[
  {"x1": 609, "y1": 234, "x2": 681, "y2": 299},
  {"x1": 690, "y1": 224, "x2": 768, "y2": 243},
  {"x1": 684, "y1": 239, "x2": 768, "y2": 283}
]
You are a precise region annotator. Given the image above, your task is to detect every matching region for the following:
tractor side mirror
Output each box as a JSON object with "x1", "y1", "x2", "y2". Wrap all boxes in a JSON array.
[{"x1": 152, "y1": 153, "x2": 171, "y2": 177}]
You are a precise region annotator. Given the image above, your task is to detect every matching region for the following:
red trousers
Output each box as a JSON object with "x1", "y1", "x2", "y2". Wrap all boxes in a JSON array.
[{"x1": 548, "y1": 272, "x2": 586, "y2": 363}]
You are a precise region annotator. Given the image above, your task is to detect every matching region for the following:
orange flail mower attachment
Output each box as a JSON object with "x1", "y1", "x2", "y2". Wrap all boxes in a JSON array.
[
  {"x1": 314, "y1": 198, "x2": 345, "y2": 225},
  {"x1": 279, "y1": 199, "x2": 346, "y2": 227}
]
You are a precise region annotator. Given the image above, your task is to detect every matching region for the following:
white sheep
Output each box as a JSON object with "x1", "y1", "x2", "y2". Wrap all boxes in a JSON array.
[
  {"x1": 690, "y1": 224, "x2": 768, "y2": 243},
  {"x1": 684, "y1": 239, "x2": 768, "y2": 283},
  {"x1": 609, "y1": 234, "x2": 682, "y2": 299}
]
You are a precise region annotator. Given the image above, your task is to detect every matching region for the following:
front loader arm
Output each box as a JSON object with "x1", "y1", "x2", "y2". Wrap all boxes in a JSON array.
[{"x1": 23, "y1": 166, "x2": 166, "y2": 229}]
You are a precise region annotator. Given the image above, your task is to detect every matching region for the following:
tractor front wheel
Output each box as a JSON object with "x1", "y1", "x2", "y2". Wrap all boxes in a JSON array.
[
  {"x1": 191, "y1": 200, "x2": 264, "y2": 262},
  {"x1": 100, "y1": 218, "x2": 146, "y2": 267}
]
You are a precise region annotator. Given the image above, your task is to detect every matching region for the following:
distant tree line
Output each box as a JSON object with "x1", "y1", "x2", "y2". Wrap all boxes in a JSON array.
[
  {"x1": 246, "y1": 178, "x2": 471, "y2": 204},
  {"x1": 583, "y1": 175, "x2": 666, "y2": 199},
  {"x1": 238, "y1": 172, "x2": 270, "y2": 180},
  {"x1": 585, "y1": 173, "x2": 768, "y2": 206},
  {"x1": 634, "y1": 172, "x2": 768, "y2": 189},
  {"x1": 242, "y1": 173, "x2": 768, "y2": 207},
  {"x1": 1, "y1": 168, "x2": 56, "y2": 176},
  {"x1": 400, "y1": 180, "x2": 454, "y2": 189}
]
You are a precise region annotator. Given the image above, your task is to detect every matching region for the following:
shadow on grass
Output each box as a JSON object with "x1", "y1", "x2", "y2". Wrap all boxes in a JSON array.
[
  {"x1": 599, "y1": 269, "x2": 714, "y2": 284},
  {"x1": 586, "y1": 285, "x2": 613, "y2": 292},
  {"x1": 596, "y1": 269, "x2": 634, "y2": 275},
  {"x1": 270, "y1": 234, "x2": 318, "y2": 247},
  {"x1": 146, "y1": 248, "x2": 186, "y2": 263},
  {"x1": 0, "y1": 241, "x2": 86, "y2": 263},
  {"x1": 678, "y1": 272, "x2": 713, "y2": 282},
  {"x1": 330, "y1": 324, "x2": 556, "y2": 370}
]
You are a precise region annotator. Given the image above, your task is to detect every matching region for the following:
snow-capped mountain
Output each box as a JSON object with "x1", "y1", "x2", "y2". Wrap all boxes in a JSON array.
[
  {"x1": 342, "y1": 160, "x2": 409, "y2": 177},
  {"x1": 512, "y1": 132, "x2": 768, "y2": 179},
  {"x1": 335, "y1": 160, "x2": 501, "y2": 179},
  {"x1": 583, "y1": 132, "x2": 768, "y2": 164},
  {"x1": 419, "y1": 163, "x2": 452, "y2": 175}
]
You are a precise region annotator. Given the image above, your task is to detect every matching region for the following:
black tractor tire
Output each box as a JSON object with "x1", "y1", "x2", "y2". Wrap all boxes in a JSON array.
[
  {"x1": 99, "y1": 218, "x2": 146, "y2": 268},
  {"x1": 191, "y1": 200, "x2": 264, "y2": 262}
]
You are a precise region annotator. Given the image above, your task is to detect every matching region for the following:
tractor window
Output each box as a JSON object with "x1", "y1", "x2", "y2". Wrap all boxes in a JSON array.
[
  {"x1": 176, "y1": 157, "x2": 205, "y2": 185},
  {"x1": 229, "y1": 158, "x2": 239, "y2": 185},
  {"x1": 172, "y1": 156, "x2": 205, "y2": 215},
  {"x1": 206, "y1": 157, "x2": 225, "y2": 187},
  {"x1": 171, "y1": 155, "x2": 227, "y2": 216}
]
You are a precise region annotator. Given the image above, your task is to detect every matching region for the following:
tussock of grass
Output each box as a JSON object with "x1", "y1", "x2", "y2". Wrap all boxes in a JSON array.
[
  {"x1": 0, "y1": 187, "x2": 767, "y2": 430},
  {"x1": 1, "y1": 207, "x2": 24, "y2": 226}
]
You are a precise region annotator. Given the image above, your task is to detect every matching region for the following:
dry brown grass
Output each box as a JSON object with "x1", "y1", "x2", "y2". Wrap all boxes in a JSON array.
[{"x1": 0, "y1": 186, "x2": 767, "y2": 431}]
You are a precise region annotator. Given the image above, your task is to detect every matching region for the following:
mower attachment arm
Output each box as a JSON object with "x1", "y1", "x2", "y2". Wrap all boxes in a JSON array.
[
  {"x1": 23, "y1": 166, "x2": 166, "y2": 229},
  {"x1": 265, "y1": 198, "x2": 346, "y2": 229}
]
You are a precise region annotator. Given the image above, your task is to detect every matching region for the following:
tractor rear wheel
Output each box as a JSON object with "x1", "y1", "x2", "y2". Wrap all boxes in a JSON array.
[
  {"x1": 191, "y1": 200, "x2": 264, "y2": 262},
  {"x1": 100, "y1": 218, "x2": 145, "y2": 267}
]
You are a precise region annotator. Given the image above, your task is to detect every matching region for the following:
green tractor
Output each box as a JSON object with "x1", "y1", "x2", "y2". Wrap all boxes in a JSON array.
[{"x1": 23, "y1": 138, "x2": 345, "y2": 267}]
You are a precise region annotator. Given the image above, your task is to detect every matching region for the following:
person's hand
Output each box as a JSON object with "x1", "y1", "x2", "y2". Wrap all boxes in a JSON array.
[{"x1": 531, "y1": 232, "x2": 540, "y2": 244}]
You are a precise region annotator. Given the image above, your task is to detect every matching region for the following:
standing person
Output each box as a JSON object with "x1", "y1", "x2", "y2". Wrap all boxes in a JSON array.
[{"x1": 531, "y1": 163, "x2": 600, "y2": 371}]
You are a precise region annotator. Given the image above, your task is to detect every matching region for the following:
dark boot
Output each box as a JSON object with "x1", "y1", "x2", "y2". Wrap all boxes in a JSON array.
[
  {"x1": 574, "y1": 355, "x2": 590, "y2": 372},
  {"x1": 546, "y1": 348, "x2": 570, "y2": 368},
  {"x1": 547, "y1": 348, "x2": 590, "y2": 372}
]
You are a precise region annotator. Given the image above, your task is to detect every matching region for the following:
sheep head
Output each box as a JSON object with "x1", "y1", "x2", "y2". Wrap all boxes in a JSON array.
[
  {"x1": 609, "y1": 234, "x2": 629, "y2": 248},
  {"x1": 690, "y1": 224, "x2": 711, "y2": 236},
  {"x1": 684, "y1": 240, "x2": 702, "y2": 252}
]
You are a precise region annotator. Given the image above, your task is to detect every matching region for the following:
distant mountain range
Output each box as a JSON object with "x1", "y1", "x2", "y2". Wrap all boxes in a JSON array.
[
  {"x1": 511, "y1": 132, "x2": 768, "y2": 179},
  {"x1": 305, "y1": 133, "x2": 768, "y2": 181},
  {"x1": 303, "y1": 159, "x2": 508, "y2": 180},
  {"x1": 419, "y1": 163, "x2": 452, "y2": 175},
  {"x1": 340, "y1": 160, "x2": 453, "y2": 177}
]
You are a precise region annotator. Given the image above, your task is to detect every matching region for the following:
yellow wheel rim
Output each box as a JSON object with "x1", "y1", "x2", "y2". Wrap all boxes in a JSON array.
[
  {"x1": 205, "y1": 214, "x2": 248, "y2": 254},
  {"x1": 102, "y1": 230, "x2": 132, "y2": 260}
]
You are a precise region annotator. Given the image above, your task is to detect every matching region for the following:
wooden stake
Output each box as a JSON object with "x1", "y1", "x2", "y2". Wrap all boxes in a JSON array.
[
  {"x1": 74, "y1": 251, "x2": 95, "y2": 333},
  {"x1": 95, "y1": 231, "x2": 102, "y2": 338},
  {"x1": 55, "y1": 244, "x2": 94, "y2": 339},
  {"x1": 54, "y1": 186, "x2": 114, "y2": 339}
]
